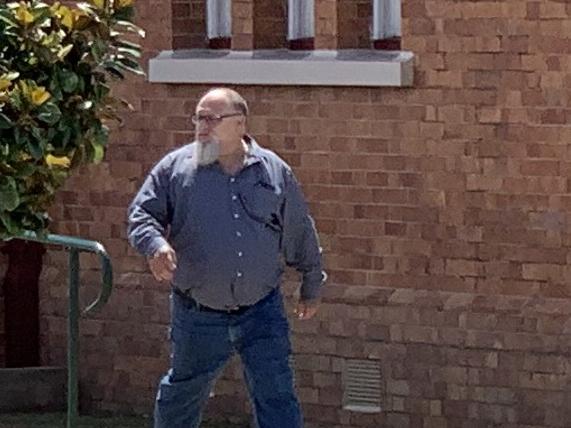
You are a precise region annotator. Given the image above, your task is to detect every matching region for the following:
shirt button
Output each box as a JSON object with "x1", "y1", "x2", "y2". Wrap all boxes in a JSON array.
[
  {"x1": 236, "y1": 231, "x2": 242, "y2": 237},
  {"x1": 230, "y1": 178, "x2": 236, "y2": 183},
  {"x1": 236, "y1": 271, "x2": 243, "y2": 278},
  {"x1": 233, "y1": 213, "x2": 240, "y2": 219},
  {"x1": 232, "y1": 195, "x2": 238, "y2": 201},
  {"x1": 238, "y1": 251, "x2": 243, "y2": 257}
]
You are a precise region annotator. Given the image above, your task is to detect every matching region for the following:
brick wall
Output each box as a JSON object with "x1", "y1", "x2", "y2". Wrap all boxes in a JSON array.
[
  {"x1": 254, "y1": 0, "x2": 287, "y2": 49},
  {"x1": 337, "y1": 0, "x2": 371, "y2": 48},
  {"x1": 172, "y1": 0, "x2": 206, "y2": 49},
  {"x1": 36, "y1": 0, "x2": 571, "y2": 427}
]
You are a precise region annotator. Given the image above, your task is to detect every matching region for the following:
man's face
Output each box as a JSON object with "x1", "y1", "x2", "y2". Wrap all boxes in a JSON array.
[{"x1": 194, "y1": 95, "x2": 245, "y2": 156}]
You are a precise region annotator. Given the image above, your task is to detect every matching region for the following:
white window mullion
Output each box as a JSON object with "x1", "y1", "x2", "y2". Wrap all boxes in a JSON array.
[
  {"x1": 373, "y1": 0, "x2": 401, "y2": 39},
  {"x1": 288, "y1": 0, "x2": 314, "y2": 40},
  {"x1": 207, "y1": 0, "x2": 232, "y2": 39}
]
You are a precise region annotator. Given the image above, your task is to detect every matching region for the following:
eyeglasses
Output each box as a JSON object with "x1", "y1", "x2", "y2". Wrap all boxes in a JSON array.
[{"x1": 191, "y1": 112, "x2": 243, "y2": 125}]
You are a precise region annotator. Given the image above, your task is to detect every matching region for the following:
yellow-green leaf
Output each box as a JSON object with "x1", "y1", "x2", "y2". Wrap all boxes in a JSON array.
[
  {"x1": 45, "y1": 154, "x2": 71, "y2": 168},
  {"x1": 18, "y1": 80, "x2": 30, "y2": 96},
  {"x1": 57, "y1": 44, "x2": 73, "y2": 60},
  {"x1": 0, "y1": 80, "x2": 11, "y2": 91},
  {"x1": 91, "y1": 0, "x2": 105, "y2": 9},
  {"x1": 14, "y1": 3, "x2": 34, "y2": 25},
  {"x1": 31, "y1": 87, "x2": 51, "y2": 106},
  {"x1": 92, "y1": 142, "x2": 104, "y2": 163},
  {"x1": 50, "y1": 2, "x2": 61, "y2": 13},
  {"x1": 0, "y1": 72, "x2": 19, "y2": 92},
  {"x1": 56, "y1": 5, "x2": 74, "y2": 29},
  {"x1": 116, "y1": 0, "x2": 134, "y2": 8}
]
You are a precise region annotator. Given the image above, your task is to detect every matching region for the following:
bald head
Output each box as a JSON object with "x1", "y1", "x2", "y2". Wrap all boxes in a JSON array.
[
  {"x1": 199, "y1": 87, "x2": 249, "y2": 117},
  {"x1": 194, "y1": 87, "x2": 249, "y2": 159}
]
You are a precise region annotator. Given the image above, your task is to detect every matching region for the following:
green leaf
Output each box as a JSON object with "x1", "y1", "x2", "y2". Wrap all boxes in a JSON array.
[
  {"x1": 0, "y1": 210, "x2": 18, "y2": 235},
  {"x1": 76, "y1": 76, "x2": 85, "y2": 92},
  {"x1": 93, "y1": 125, "x2": 109, "y2": 146},
  {"x1": 31, "y1": 6, "x2": 53, "y2": 28},
  {"x1": 47, "y1": 127, "x2": 56, "y2": 142},
  {"x1": 116, "y1": 46, "x2": 141, "y2": 58},
  {"x1": 59, "y1": 69, "x2": 79, "y2": 93},
  {"x1": 30, "y1": 125, "x2": 43, "y2": 142},
  {"x1": 114, "y1": 20, "x2": 146, "y2": 38},
  {"x1": 71, "y1": 143, "x2": 86, "y2": 167},
  {"x1": 37, "y1": 103, "x2": 62, "y2": 125},
  {"x1": 110, "y1": 57, "x2": 144, "y2": 76},
  {"x1": 13, "y1": 163, "x2": 35, "y2": 177},
  {"x1": 55, "y1": 126, "x2": 72, "y2": 149},
  {"x1": 9, "y1": 88, "x2": 24, "y2": 111},
  {"x1": 27, "y1": 139, "x2": 43, "y2": 160},
  {"x1": 0, "y1": 176, "x2": 20, "y2": 211},
  {"x1": 116, "y1": 55, "x2": 143, "y2": 69},
  {"x1": 103, "y1": 62, "x2": 125, "y2": 79},
  {"x1": 13, "y1": 127, "x2": 24, "y2": 147},
  {"x1": 49, "y1": 77, "x2": 63, "y2": 100},
  {"x1": 114, "y1": 39, "x2": 142, "y2": 50},
  {"x1": 0, "y1": 113, "x2": 13, "y2": 129},
  {"x1": 90, "y1": 39, "x2": 108, "y2": 63},
  {"x1": 75, "y1": 2, "x2": 99, "y2": 16},
  {"x1": 0, "y1": 13, "x2": 17, "y2": 28},
  {"x1": 29, "y1": 126, "x2": 49, "y2": 153}
]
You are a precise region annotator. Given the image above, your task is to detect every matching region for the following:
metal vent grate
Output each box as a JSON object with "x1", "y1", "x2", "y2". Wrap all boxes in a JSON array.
[{"x1": 342, "y1": 359, "x2": 383, "y2": 413}]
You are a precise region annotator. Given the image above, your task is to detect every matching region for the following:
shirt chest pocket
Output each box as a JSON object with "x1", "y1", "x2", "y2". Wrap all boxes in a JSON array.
[{"x1": 238, "y1": 182, "x2": 283, "y2": 232}]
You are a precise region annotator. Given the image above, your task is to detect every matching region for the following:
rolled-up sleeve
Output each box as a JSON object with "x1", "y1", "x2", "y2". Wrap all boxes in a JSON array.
[
  {"x1": 127, "y1": 160, "x2": 172, "y2": 257},
  {"x1": 281, "y1": 169, "x2": 326, "y2": 301}
]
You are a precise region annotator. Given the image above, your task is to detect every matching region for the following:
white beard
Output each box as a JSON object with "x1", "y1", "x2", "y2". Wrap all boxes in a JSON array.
[{"x1": 195, "y1": 139, "x2": 220, "y2": 166}]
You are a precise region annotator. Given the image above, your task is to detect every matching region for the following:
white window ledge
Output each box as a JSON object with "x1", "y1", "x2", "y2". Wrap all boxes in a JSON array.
[{"x1": 148, "y1": 49, "x2": 414, "y2": 87}]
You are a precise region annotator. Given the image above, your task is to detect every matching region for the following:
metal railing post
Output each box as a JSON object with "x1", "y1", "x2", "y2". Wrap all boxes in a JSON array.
[
  {"x1": 4, "y1": 231, "x2": 113, "y2": 428},
  {"x1": 67, "y1": 248, "x2": 80, "y2": 428}
]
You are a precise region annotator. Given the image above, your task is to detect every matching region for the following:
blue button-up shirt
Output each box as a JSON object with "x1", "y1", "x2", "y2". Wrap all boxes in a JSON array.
[{"x1": 127, "y1": 136, "x2": 326, "y2": 309}]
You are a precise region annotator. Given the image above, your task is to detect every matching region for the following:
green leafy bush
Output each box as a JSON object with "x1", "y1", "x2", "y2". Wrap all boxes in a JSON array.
[{"x1": 0, "y1": 0, "x2": 144, "y2": 237}]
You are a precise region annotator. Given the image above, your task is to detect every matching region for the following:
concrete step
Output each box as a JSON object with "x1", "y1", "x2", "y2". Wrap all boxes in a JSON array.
[{"x1": 0, "y1": 366, "x2": 66, "y2": 412}]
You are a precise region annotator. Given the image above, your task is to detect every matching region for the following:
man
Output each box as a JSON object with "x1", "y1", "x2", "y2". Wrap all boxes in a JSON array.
[{"x1": 127, "y1": 87, "x2": 326, "y2": 428}]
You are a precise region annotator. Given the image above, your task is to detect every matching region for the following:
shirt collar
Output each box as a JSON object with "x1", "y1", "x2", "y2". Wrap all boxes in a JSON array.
[{"x1": 243, "y1": 134, "x2": 263, "y2": 168}]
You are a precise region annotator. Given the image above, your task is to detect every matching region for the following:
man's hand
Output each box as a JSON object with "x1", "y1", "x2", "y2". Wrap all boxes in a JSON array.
[
  {"x1": 147, "y1": 244, "x2": 177, "y2": 282},
  {"x1": 294, "y1": 299, "x2": 320, "y2": 320}
]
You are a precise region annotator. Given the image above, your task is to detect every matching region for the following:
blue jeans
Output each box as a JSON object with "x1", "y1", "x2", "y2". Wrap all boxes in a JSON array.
[{"x1": 154, "y1": 289, "x2": 303, "y2": 428}]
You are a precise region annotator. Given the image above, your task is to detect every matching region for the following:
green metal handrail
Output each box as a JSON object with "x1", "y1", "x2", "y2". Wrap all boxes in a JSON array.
[{"x1": 5, "y1": 231, "x2": 113, "y2": 428}]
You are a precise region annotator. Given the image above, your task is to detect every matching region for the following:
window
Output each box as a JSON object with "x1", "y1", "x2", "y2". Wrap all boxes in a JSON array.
[
  {"x1": 372, "y1": 0, "x2": 401, "y2": 50},
  {"x1": 207, "y1": 0, "x2": 232, "y2": 49},
  {"x1": 288, "y1": 0, "x2": 315, "y2": 49}
]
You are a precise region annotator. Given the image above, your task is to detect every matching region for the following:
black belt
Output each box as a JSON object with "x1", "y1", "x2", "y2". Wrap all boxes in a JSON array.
[{"x1": 172, "y1": 287, "x2": 254, "y2": 315}]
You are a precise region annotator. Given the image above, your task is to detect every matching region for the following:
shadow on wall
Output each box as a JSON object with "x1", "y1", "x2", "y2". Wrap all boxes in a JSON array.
[{"x1": 0, "y1": 240, "x2": 45, "y2": 368}]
